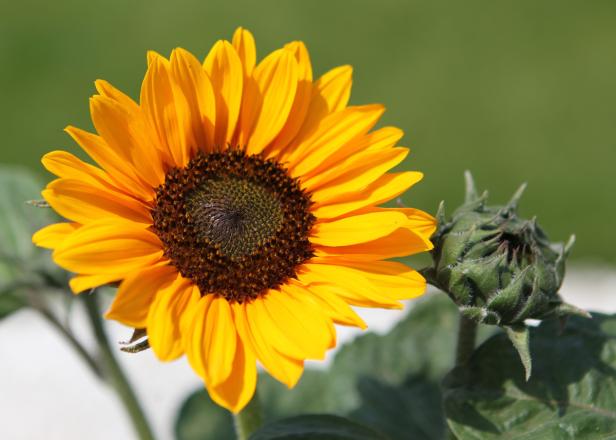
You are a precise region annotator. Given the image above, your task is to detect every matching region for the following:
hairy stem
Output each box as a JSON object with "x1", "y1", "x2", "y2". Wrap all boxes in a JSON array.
[{"x1": 455, "y1": 314, "x2": 478, "y2": 366}]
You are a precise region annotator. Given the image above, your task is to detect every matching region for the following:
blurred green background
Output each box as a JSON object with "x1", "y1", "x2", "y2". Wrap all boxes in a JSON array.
[{"x1": 1, "y1": 0, "x2": 614, "y2": 262}]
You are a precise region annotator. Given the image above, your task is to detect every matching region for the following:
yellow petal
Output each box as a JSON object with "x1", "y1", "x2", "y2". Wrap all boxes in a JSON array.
[
  {"x1": 42, "y1": 179, "x2": 151, "y2": 224},
  {"x1": 207, "y1": 331, "x2": 257, "y2": 414},
  {"x1": 147, "y1": 50, "x2": 162, "y2": 67},
  {"x1": 246, "y1": 297, "x2": 306, "y2": 360},
  {"x1": 185, "y1": 296, "x2": 237, "y2": 386},
  {"x1": 181, "y1": 294, "x2": 212, "y2": 375},
  {"x1": 147, "y1": 274, "x2": 197, "y2": 361},
  {"x1": 95, "y1": 79, "x2": 140, "y2": 113},
  {"x1": 69, "y1": 273, "x2": 122, "y2": 294},
  {"x1": 311, "y1": 211, "x2": 408, "y2": 246},
  {"x1": 64, "y1": 126, "x2": 154, "y2": 201},
  {"x1": 314, "y1": 225, "x2": 432, "y2": 261},
  {"x1": 170, "y1": 48, "x2": 217, "y2": 152},
  {"x1": 53, "y1": 219, "x2": 164, "y2": 275},
  {"x1": 203, "y1": 297, "x2": 237, "y2": 385},
  {"x1": 312, "y1": 172, "x2": 423, "y2": 219},
  {"x1": 42, "y1": 151, "x2": 119, "y2": 191},
  {"x1": 277, "y1": 65, "x2": 353, "y2": 163},
  {"x1": 234, "y1": 301, "x2": 304, "y2": 388},
  {"x1": 232, "y1": 27, "x2": 256, "y2": 76},
  {"x1": 288, "y1": 104, "x2": 384, "y2": 178},
  {"x1": 140, "y1": 53, "x2": 190, "y2": 168},
  {"x1": 281, "y1": 283, "x2": 336, "y2": 350},
  {"x1": 334, "y1": 260, "x2": 426, "y2": 300},
  {"x1": 302, "y1": 283, "x2": 367, "y2": 329},
  {"x1": 243, "y1": 49, "x2": 299, "y2": 155},
  {"x1": 358, "y1": 207, "x2": 436, "y2": 243},
  {"x1": 33, "y1": 222, "x2": 79, "y2": 249},
  {"x1": 203, "y1": 40, "x2": 243, "y2": 146},
  {"x1": 254, "y1": 286, "x2": 331, "y2": 360},
  {"x1": 266, "y1": 42, "x2": 313, "y2": 159},
  {"x1": 299, "y1": 263, "x2": 403, "y2": 309},
  {"x1": 314, "y1": 65, "x2": 353, "y2": 113},
  {"x1": 105, "y1": 263, "x2": 177, "y2": 327},
  {"x1": 90, "y1": 95, "x2": 166, "y2": 187},
  {"x1": 360, "y1": 126, "x2": 404, "y2": 152},
  {"x1": 307, "y1": 148, "x2": 409, "y2": 201},
  {"x1": 392, "y1": 207, "x2": 437, "y2": 241}
]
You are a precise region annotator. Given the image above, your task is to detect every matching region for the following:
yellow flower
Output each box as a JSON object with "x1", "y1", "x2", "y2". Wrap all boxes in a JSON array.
[{"x1": 33, "y1": 28, "x2": 435, "y2": 413}]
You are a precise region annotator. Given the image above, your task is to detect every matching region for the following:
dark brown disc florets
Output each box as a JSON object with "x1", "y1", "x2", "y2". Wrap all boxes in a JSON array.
[{"x1": 151, "y1": 149, "x2": 315, "y2": 303}]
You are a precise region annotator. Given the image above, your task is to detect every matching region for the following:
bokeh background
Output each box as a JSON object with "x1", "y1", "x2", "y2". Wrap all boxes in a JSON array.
[
  {"x1": 2, "y1": 0, "x2": 615, "y2": 262},
  {"x1": 2, "y1": 1, "x2": 616, "y2": 439}
]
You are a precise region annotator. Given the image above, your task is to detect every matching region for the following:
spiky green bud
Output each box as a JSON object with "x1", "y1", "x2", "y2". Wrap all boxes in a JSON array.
[
  {"x1": 429, "y1": 172, "x2": 582, "y2": 326},
  {"x1": 426, "y1": 172, "x2": 588, "y2": 378}
]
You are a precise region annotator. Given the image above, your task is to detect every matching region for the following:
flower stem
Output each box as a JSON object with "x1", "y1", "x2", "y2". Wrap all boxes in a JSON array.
[
  {"x1": 83, "y1": 293, "x2": 156, "y2": 440},
  {"x1": 233, "y1": 392, "x2": 263, "y2": 440},
  {"x1": 455, "y1": 314, "x2": 478, "y2": 366},
  {"x1": 447, "y1": 314, "x2": 479, "y2": 439}
]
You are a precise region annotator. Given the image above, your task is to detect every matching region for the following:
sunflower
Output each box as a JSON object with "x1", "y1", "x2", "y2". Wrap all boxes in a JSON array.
[{"x1": 33, "y1": 27, "x2": 436, "y2": 413}]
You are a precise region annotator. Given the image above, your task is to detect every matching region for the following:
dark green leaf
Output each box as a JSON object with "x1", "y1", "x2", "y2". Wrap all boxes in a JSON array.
[
  {"x1": 349, "y1": 376, "x2": 445, "y2": 440},
  {"x1": 248, "y1": 415, "x2": 386, "y2": 440},
  {"x1": 444, "y1": 314, "x2": 616, "y2": 439}
]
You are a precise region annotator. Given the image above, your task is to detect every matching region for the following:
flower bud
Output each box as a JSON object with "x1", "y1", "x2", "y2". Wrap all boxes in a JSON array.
[{"x1": 428, "y1": 172, "x2": 585, "y2": 327}]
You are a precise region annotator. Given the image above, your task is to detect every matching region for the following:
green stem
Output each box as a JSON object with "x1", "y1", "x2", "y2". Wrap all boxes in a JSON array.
[
  {"x1": 455, "y1": 314, "x2": 478, "y2": 366},
  {"x1": 83, "y1": 293, "x2": 156, "y2": 440},
  {"x1": 233, "y1": 392, "x2": 263, "y2": 440},
  {"x1": 448, "y1": 315, "x2": 479, "y2": 439}
]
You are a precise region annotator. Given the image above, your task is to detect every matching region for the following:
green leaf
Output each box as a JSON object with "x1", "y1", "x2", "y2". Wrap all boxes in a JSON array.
[
  {"x1": 176, "y1": 294, "x2": 495, "y2": 440},
  {"x1": 248, "y1": 415, "x2": 386, "y2": 440},
  {"x1": 0, "y1": 166, "x2": 53, "y2": 261},
  {"x1": 0, "y1": 166, "x2": 65, "y2": 319},
  {"x1": 349, "y1": 376, "x2": 445, "y2": 440},
  {"x1": 444, "y1": 314, "x2": 616, "y2": 439}
]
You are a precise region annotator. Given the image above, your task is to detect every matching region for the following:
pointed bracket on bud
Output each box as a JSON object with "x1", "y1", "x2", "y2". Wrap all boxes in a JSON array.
[
  {"x1": 504, "y1": 325, "x2": 532, "y2": 380},
  {"x1": 436, "y1": 201, "x2": 446, "y2": 227},
  {"x1": 464, "y1": 170, "x2": 479, "y2": 203},
  {"x1": 505, "y1": 182, "x2": 528, "y2": 212},
  {"x1": 564, "y1": 234, "x2": 576, "y2": 257}
]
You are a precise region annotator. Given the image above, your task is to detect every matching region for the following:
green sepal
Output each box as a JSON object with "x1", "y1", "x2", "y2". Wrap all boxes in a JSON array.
[
  {"x1": 460, "y1": 306, "x2": 500, "y2": 325},
  {"x1": 504, "y1": 325, "x2": 531, "y2": 380}
]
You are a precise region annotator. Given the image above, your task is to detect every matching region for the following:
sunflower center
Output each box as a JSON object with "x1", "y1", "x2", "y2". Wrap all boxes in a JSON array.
[
  {"x1": 152, "y1": 149, "x2": 315, "y2": 303},
  {"x1": 187, "y1": 177, "x2": 284, "y2": 259}
]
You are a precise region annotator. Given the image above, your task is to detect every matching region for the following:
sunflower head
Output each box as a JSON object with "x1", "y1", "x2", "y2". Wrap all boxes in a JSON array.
[
  {"x1": 32, "y1": 27, "x2": 435, "y2": 413},
  {"x1": 428, "y1": 172, "x2": 584, "y2": 326}
]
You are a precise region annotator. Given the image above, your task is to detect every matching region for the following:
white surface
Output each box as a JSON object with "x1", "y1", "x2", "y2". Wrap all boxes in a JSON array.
[{"x1": 1, "y1": 266, "x2": 615, "y2": 440}]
